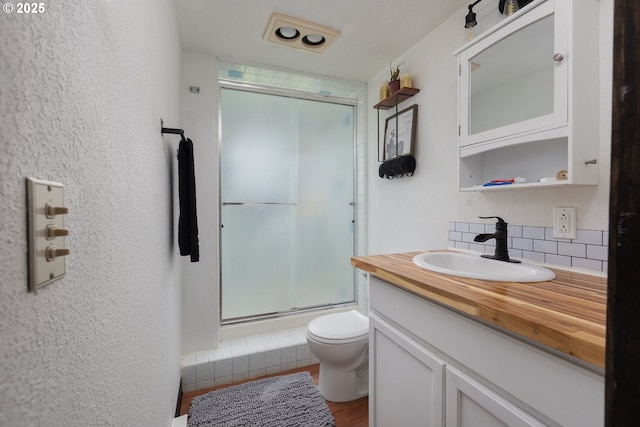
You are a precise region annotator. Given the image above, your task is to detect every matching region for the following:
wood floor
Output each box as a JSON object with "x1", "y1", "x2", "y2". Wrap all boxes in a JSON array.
[{"x1": 180, "y1": 364, "x2": 368, "y2": 427}]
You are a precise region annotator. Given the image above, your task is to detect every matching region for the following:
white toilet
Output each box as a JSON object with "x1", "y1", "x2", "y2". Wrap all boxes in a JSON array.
[{"x1": 306, "y1": 310, "x2": 369, "y2": 402}]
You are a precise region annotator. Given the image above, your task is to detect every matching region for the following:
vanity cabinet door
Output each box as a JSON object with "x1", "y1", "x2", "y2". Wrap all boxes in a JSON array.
[
  {"x1": 369, "y1": 313, "x2": 445, "y2": 427},
  {"x1": 445, "y1": 366, "x2": 546, "y2": 427}
]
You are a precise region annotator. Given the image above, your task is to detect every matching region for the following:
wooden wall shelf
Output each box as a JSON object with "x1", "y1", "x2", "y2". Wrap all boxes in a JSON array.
[{"x1": 373, "y1": 87, "x2": 420, "y2": 110}]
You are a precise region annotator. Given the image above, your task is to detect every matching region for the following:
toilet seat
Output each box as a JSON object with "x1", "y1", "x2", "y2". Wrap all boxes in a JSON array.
[{"x1": 307, "y1": 310, "x2": 369, "y2": 344}]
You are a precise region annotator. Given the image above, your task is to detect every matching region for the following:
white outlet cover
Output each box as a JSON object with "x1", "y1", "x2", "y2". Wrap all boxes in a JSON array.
[{"x1": 553, "y1": 207, "x2": 577, "y2": 239}]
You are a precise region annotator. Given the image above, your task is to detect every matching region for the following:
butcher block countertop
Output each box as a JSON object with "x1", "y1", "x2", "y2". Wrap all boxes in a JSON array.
[{"x1": 352, "y1": 251, "x2": 607, "y2": 368}]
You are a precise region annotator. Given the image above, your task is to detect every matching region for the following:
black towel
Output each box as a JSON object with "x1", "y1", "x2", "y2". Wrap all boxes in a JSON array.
[{"x1": 177, "y1": 138, "x2": 200, "y2": 262}]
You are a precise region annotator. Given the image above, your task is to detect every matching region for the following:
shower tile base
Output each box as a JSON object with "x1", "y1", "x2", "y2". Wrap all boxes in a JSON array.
[{"x1": 181, "y1": 327, "x2": 318, "y2": 392}]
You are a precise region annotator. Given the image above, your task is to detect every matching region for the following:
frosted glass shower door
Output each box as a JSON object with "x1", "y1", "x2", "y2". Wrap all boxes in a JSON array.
[
  {"x1": 294, "y1": 98, "x2": 355, "y2": 309},
  {"x1": 220, "y1": 88, "x2": 355, "y2": 321}
]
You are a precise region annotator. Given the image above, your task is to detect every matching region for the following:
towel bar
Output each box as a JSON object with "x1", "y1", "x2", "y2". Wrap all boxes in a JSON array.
[{"x1": 161, "y1": 119, "x2": 187, "y2": 142}]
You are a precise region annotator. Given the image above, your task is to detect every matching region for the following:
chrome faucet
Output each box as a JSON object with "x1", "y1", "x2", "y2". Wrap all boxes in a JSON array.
[{"x1": 474, "y1": 216, "x2": 521, "y2": 263}]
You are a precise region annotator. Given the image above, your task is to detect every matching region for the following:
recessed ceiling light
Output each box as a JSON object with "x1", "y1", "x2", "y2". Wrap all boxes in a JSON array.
[
  {"x1": 263, "y1": 13, "x2": 340, "y2": 53},
  {"x1": 302, "y1": 34, "x2": 325, "y2": 46},
  {"x1": 275, "y1": 26, "x2": 300, "y2": 40}
]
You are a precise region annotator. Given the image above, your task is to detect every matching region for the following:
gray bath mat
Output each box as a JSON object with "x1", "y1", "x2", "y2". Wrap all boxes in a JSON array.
[{"x1": 188, "y1": 371, "x2": 335, "y2": 427}]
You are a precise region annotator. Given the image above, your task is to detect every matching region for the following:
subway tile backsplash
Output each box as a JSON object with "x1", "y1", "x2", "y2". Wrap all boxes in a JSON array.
[{"x1": 449, "y1": 221, "x2": 608, "y2": 274}]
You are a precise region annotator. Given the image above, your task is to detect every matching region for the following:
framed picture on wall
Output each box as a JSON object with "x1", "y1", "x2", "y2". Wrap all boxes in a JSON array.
[{"x1": 383, "y1": 104, "x2": 418, "y2": 160}]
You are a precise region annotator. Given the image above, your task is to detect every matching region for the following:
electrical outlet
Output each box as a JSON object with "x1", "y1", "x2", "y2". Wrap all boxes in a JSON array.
[{"x1": 553, "y1": 207, "x2": 577, "y2": 239}]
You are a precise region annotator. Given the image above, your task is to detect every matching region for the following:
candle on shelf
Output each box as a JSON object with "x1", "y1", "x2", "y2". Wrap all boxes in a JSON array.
[
  {"x1": 400, "y1": 73, "x2": 413, "y2": 89},
  {"x1": 379, "y1": 81, "x2": 390, "y2": 100}
]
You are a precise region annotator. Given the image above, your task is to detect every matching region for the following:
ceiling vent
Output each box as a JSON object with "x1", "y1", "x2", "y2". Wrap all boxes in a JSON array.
[{"x1": 263, "y1": 13, "x2": 340, "y2": 54}]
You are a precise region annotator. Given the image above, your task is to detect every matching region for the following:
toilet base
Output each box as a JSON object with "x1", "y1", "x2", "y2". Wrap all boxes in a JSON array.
[{"x1": 318, "y1": 362, "x2": 369, "y2": 402}]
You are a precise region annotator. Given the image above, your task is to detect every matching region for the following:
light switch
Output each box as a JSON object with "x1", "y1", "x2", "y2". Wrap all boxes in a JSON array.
[{"x1": 27, "y1": 177, "x2": 70, "y2": 292}]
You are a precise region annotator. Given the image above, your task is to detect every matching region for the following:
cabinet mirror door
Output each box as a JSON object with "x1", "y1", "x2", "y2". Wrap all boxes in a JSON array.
[{"x1": 468, "y1": 13, "x2": 555, "y2": 137}]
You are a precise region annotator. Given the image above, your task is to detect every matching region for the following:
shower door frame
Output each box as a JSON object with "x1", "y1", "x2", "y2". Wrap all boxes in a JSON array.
[{"x1": 217, "y1": 80, "x2": 359, "y2": 325}]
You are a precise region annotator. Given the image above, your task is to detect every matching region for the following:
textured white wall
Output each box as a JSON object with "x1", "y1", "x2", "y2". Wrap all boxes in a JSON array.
[
  {"x1": 0, "y1": 1, "x2": 183, "y2": 426},
  {"x1": 366, "y1": 0, "x2": 613, "y2": 255},
  {"x1": 180, "y1": 51, "x2": 219, "y2": 353}
]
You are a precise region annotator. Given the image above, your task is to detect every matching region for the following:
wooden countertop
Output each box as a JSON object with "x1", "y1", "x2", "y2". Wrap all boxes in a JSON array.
[{"x1": 352, "y1": 251, "x2": 607, "y2": 368}]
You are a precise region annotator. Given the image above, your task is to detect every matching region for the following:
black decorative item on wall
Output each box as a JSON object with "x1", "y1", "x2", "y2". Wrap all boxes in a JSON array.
[
  {"x1": 378, "y1": 104, "x2": 417, "y2": 179},
  {"x1": 374, "y1": 87, "x2": 420, "y2": 180},
  {"x1": 378, "y1": 155, "x2": 416, "y2": 179},
  {"x1": 383, "y1": 104, "x2": 417, "y2": 161}
]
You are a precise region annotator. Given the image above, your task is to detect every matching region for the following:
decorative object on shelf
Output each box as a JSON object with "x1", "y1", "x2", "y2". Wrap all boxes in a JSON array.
[
  {"x1": 378, "y1": 155, "x2": 416, "y2": 179},
  {"x1": 500, "y1": 0, "x2": 519, "y2": 15},
  {"x1": 379, "y1": 81, "x2": 390, "y2": 101},
  {"x1": 383, "y1": 104, "x2": 417, "y2": 160},
  {"x1": 499, "y1": 0, "x2": 534, "y2": 15},
  {"x1": 389, "y1": 61, "x2": 405, "y2": 94},
  {"x1": 465, "y1": 0, "x2": 535, "y2": 35},
  {"x1": 389, "y1": 80, "x2": 400, "y2": 94},
  {"x1": 400, "y1": 73, "x2": 413, "y2": 89}
]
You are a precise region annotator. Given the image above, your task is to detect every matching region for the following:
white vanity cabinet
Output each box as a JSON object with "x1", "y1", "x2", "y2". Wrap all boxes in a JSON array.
[
  {"x1": 445, "y1": 366, "x2": 546, "y2": 427},
  {"x1": 454, "y1": 0, "x2": 599, "y2": 190},
  {"x1": 368, "y1": 276, "x2": 605, "y2": 427},
  {"x1": 369, "y1": 314, "x2": 445, "y2": 427}
]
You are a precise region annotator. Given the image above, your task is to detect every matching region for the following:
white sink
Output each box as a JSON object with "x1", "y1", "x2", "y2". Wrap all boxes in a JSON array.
[{"x1": 412, "y1": 252, "x2": 555, "y2": 282}]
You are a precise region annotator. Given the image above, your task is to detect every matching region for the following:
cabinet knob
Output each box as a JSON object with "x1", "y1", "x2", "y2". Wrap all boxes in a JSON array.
[{"x1": 553, "y1": 53, "x2": 564, "y2": 62}]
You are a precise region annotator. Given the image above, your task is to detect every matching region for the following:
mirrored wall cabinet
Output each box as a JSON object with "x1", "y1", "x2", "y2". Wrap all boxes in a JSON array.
[{"x1": 454, "y1": 0, "x2": 599, "y2": 191}]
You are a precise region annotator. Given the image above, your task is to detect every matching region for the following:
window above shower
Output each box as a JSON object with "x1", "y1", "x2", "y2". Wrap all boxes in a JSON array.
[{"x1": 218, "y1": 59, "x2": 365, "y2": 99}]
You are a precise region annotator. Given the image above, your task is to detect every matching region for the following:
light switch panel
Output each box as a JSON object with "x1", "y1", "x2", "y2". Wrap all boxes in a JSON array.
[{"x1": 27, "y1": 177, "x2": 70, "y2": 292}]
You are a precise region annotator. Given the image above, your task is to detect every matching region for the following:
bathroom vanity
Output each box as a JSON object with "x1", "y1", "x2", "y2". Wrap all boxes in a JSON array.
[{"x1": 352, "y1": 251, "x2": 606, "y2": 427}]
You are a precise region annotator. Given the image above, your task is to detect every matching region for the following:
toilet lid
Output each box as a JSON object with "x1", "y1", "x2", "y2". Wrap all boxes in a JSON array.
[{"x1": 307, "y1": 310, "x2": 369, "y2": 341}]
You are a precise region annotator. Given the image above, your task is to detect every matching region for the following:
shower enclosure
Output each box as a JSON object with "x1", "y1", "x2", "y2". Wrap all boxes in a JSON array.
[{"x1": 220, "y1": 87, "x2": 356, "y2": 322}]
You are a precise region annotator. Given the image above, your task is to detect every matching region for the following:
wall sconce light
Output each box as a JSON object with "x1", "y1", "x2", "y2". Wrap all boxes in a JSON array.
[
  {"x1": 465, "y1": 0, "x2": 483, "y2": 29},
  {"x1": 465, "y1": 0, "x2": 482, "y2": 41},
  {"x1": 464, "y1": 0, "x2": 535, "y2": 39}
]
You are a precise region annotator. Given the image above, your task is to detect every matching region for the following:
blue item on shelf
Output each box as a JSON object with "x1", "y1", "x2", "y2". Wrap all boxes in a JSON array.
[{"x1": 483, "y1": 181, "x2": 513, "y2": 187}]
